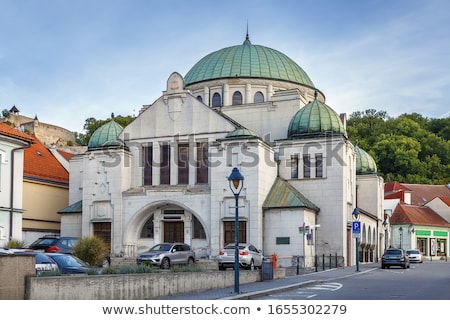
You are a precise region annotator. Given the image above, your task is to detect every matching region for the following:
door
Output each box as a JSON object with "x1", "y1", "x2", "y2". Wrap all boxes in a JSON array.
[
  {"x1": 93, "y1": 222, "x2": 111, "y2": 253},
  {"x1": 164, "y1": 222, "x2": 184, "y2": 243}
]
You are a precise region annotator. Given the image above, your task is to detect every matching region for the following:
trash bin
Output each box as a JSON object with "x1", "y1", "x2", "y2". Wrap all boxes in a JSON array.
[{"x1": 261, "y1": 259, "x2": 273, "y2": 280}]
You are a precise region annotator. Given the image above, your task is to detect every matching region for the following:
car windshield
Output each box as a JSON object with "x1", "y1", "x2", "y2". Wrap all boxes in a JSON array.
[
  {"x1": 150, "y1": 244, "x2": 172, "y2": 251},
  {"x1": 386, "y1": 249, "x2": 402, "y2": 255},
  {"x1": 30, "y1": 238, "x2": 56, "y2": 246},
  {"x1": 50, "y1": 254, "x2": 87, "y2": 267},
  {"x1": 407, "y1": 250, "x2": 419, "y2": 254}
]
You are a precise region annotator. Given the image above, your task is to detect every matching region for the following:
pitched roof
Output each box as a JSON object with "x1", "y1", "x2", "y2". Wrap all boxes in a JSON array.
[
  {"x1": 57, "y1": 149, "x2": 74, "y2": 162},
  {"x1": 384, "y1": 181, "x2": 450, "y2": 206},
  {"x1": 402, "y1": 184, "x2": 450, "y2": 206},
  {"x1": 24, "y1": 136, "x2": 69, "y2": 186},
  {"x1": 263, "y1": 177, "x2": 320, "y2": 211},
  {"x1": 0, "y1": 122, "x2": 34, "y2": 143},
  {"x1": 58, "y1": 200, "x2": 82, "y2": 214},
  {"x1": 438, "y1": 197, "x2": 450, "y2": 206},
  {"x1": 390, "y1": 203, "x2": 450, "y2": 227}
]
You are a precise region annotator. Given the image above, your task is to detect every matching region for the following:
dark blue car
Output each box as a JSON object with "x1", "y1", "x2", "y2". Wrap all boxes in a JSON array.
[{"x1": 45, "y1": 253, "x2": 90, "y2": 274}]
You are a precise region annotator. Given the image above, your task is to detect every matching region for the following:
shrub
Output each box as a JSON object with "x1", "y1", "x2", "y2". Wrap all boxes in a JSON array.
[
  {"x1": 6, "y1": 239, "x2": 26, "y2": 248},
  {"x1": 72, "y1": 236, "x2": 108, "y2": 266}
]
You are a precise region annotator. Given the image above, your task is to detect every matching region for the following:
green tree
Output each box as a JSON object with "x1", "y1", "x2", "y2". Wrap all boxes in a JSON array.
[{"x1": 347, "y1": 109, "x2": 450, "y2": 184}]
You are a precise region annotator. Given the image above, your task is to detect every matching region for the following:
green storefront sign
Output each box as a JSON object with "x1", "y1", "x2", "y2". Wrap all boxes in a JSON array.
[
  {"x1": 434, "y1": 231, "x2": 448, "y2": 237},
  {"x1": 416, "y1": 230, "x2": 431, "y2": 236}
]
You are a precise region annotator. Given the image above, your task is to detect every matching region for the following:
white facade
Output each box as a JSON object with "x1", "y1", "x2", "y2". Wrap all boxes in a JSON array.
[
  {"x1": 63, "y1": 40, "x2": 384, "y2": 268},
  {"x1": 0, "y1": 130, "x2": 30, "y2": 246}
]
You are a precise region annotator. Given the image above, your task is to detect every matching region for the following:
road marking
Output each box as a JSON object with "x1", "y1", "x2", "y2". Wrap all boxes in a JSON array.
[{"x1": 310, "y1": 282, "x2": 343, "y2": 291}]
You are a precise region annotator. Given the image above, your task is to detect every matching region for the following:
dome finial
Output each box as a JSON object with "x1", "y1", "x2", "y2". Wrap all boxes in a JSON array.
[
  {"x1": 246, "y1": 20, "x2": 249, "y2": 41},
  {"x1": 111, "y1": 112, "x2": 115, "y2": 119}
]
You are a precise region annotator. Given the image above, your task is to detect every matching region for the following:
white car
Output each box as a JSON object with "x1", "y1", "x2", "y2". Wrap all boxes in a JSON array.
[
  {"x1": 406, "y1": 249, "x2": 423, "y2": 263},
  {"x1": 218, "y1": 243, "x2": 263, "y2": 270}
]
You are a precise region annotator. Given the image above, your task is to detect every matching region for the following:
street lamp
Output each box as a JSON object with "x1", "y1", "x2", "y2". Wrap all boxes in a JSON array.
[
  {"x1": 399, "y1": 226, "x2": 403, "y2": 249},
  {"x1": 228, "y1": 167, "x2": 244, "y2": 294},
  {"x1": 382, "y1": 220, "x2": 388, "y2": 252},
  {"x1": 352, "y1": 208, "x2": 360, "y2": 272}
]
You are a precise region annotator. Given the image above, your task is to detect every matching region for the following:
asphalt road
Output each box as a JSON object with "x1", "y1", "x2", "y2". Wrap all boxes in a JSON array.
[{"x1": 256, "y1": 260, "x2": 450, "y2": 300}]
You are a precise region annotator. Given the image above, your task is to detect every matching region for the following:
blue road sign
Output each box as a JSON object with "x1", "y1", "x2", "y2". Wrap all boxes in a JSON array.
[{"x1": 352, "y1": 221, "x2": 361, "y2": 233}]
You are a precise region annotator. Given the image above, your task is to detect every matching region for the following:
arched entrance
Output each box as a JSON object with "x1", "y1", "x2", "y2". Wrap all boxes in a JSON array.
[{"x1": 124, "y1": 201, "x2": 209, "y2": 258}]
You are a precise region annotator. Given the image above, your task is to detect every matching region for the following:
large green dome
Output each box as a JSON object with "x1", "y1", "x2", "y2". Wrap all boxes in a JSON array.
[
  {"x1": 185, "y1": 36, "x2": 315, "y2": 87},
  {"x1": 88, "y1": 118, "x2": 125, "y2": 151},
  {"x1": 287, "y1": 97, "x2": 346, "y2": 139},
  {"x1": 355, "y1": 145, "x2": 377, "y2": 174}
]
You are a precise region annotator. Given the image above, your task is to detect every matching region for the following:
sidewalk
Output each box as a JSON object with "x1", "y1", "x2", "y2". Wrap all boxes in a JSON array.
[{"x1": 158, "y1": 263, "x2": 379, "y2": 300}]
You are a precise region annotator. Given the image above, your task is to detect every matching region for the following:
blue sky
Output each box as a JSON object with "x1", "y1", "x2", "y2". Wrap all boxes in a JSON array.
[{"x1": 1, "y1": 0, "x2": 450, "y2": 132}]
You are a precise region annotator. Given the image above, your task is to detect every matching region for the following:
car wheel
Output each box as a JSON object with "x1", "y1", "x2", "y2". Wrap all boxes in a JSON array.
[
  {"x1": 161, "y1": 258, "x2": 170, "y2": 269},
  {"x1": 247, "y1": 260, "x2": 255, "y2": 270},
  {"x1": 218, "y1": 265, "x2": 226, "y2": 271},
  {"x1": 187, "y1": 257, "x2": 195, "y2": 267}
]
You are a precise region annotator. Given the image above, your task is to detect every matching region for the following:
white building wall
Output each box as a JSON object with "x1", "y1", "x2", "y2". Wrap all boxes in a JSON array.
[
  {"x1": 0, "y1": 139, "x2": 27, "y2": 245},
  {"x1": 278, "y1": 137, "x2": 355, "y2": 265}
]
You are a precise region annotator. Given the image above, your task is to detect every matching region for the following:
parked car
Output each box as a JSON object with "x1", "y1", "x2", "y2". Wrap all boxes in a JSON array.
[
  {"x1": 218, "y1": 243, "x2": 263, "y2": 270},
  {"x1": 406, "y1": 249, "x2": 423, "y2": 263},
  {"x1": 381, "y1": 248, "x2": 410, "y2": 269},
  {"x1": 45, "y1": 253, "x2": 90, "y2": 274},
  {"x1": 14, "y1": 251, "x2": 59, "y2": 276},
  {"x1": 136, "y1": 242, "x2": 196, "y2": 269},
  {"x1": 28, "y1": 236, "x2": 79, "y2": 254}
]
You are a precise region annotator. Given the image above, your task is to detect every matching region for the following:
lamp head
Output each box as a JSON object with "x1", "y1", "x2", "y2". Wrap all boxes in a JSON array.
[
  {"x1": 399, "y1": 226, "x2": 403, "y2": 234},
  {"x1": 382, "y1": 220, "x2": 388, "y2": 230},
  {"x1": 228, "y1": 167, "x2": 244, "y2": 195},
  {"x1": 352, "y1": 208, "x2": 360, "y2": 221}
]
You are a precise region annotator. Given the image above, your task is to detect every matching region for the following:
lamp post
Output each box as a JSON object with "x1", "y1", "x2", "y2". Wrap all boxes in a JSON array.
[
  {"x1": 382, "y1": 220, "x2": 388, "y2": 252},
  {"x1": 399, "y1": 226, "x2": 403, "y2": 249},
  {"x1": 352, "y1": 208, "x2": 360, "y2": 272},
  {"x1": 228, "y1": 167, "x2": 244, "y2": 294}
]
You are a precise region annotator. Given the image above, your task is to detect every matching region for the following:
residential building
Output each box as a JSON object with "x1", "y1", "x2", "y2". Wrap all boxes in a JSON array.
[
  {"x1": 0, "y1": 123, "x2": 33, "y2": 246},
  {"x1": 384, "y1": 182, "x2": 450, "y2": 259},
  {"x1": 22, "y1": 136, "x2": 71, "y2": 245}
]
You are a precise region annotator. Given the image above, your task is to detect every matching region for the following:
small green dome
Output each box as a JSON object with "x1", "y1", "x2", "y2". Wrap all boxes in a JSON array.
[
  {"x1": 355, "y1": 145, "x2": 377, "y2": 174},
  {"x1": 88, "y1": 118, "x2": 125, "y2": 151},
  {"x1": 287, "y1": 98, "x2": 346, "y2": 139},
  {"x1": 185, "y1": 36, "x2": 314, "y2": 87},
  {"x1": 225, "y1": 128, "x2": 261, "y2": 140}
]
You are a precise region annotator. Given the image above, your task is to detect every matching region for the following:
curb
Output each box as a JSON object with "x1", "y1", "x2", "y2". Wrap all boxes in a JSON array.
[{"x1": 220, "y1": 280, "x2": 320, "y2": 300}]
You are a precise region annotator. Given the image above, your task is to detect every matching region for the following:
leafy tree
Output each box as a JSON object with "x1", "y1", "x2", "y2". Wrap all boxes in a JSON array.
[
  {"x1": 347, "y1": 109, "x2": 450, "y2": 184},
  {"x1": 2, "y1": 109, "x2": 10, "y2": 118}
]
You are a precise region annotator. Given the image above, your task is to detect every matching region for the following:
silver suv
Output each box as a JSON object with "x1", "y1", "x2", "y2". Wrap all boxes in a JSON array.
[{"x1": 136, "y1": 242, "x2": 196, "y2": 269}]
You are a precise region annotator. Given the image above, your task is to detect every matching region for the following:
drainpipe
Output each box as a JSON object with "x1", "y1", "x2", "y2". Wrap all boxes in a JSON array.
[{"x1": 9, "y1": 144, "x2": 31, "y2": 240}]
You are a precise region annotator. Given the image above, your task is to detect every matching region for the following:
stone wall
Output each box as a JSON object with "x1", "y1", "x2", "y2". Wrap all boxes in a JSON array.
[
  {"x1": 26, "y1": 268, "x2": 285, "y2": 300},
  {"x1": 5, "y1": 113, "x2": 76, "y2": 147},
  {"x1": 0, "y1": 255, "x2": 35, "y2": 299}
]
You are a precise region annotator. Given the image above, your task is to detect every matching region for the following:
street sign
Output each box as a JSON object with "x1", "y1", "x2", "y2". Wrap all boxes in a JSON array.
[
  {"x1": 352, "y1": 221, "x2": 361, "y2": 238},
  {"x1": 298, "y1": 225, "x2": 309, "y2": 234}
]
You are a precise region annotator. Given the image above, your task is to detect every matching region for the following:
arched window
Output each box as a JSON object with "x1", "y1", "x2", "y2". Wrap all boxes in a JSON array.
[
  {"x1": 193, "y1": 215, "x2": 206, "y2": 239},
  {"x1": 140, "y1": 215, "x2": 154, "y2": 238},
  {"x1": 232, "y1": 91, "x2": 243, "y2": 105},
  {"x1": 254, "y1": 91, "x2": 264, "y2": 103},
  {"x1": 196, "y1": 95, "x2": 203, "y2": 102},
  {"x1": 212, "y1": 92, "x2": 221, "y2": 107}
]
